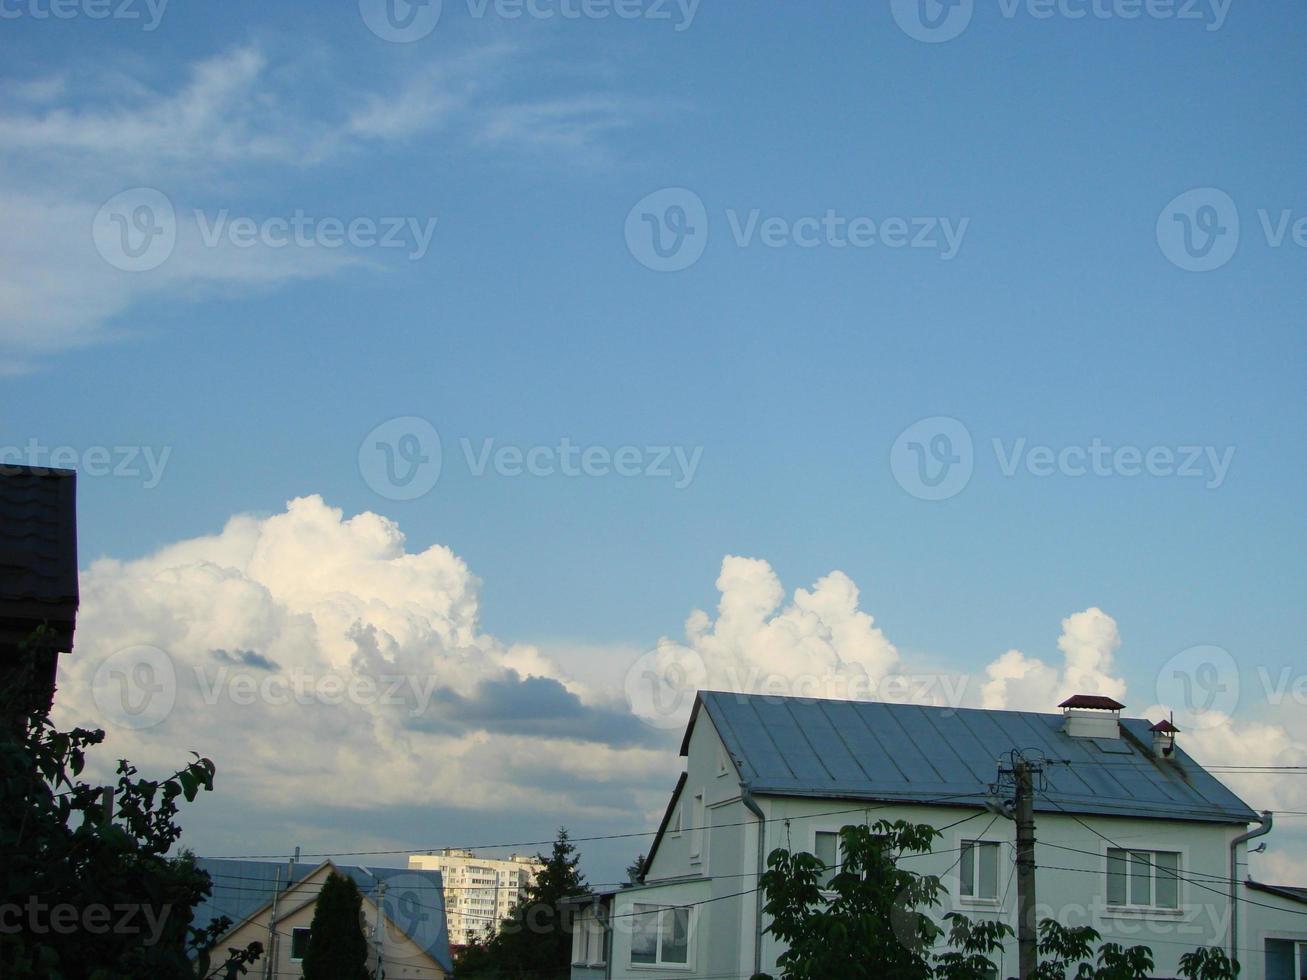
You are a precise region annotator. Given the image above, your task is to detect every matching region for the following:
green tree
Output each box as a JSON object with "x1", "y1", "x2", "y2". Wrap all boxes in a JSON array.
[
  {"x1": 300, "y1": 872, "x2": 373, "y2": 980},
  {"x1": 1179, "y1": 946, "x2": 1240, "y2": 980},
  {"x1": 760, "y1": 819, "x2": 1009, "y2": 980},
  {"x1": 0, "y1": 634, "x2": 262, "y2": 979},
  {"x1": 482, "y1": 828, "x2": 587, "y2": 980},
  {"x1": 1035, "y1": 920, "x2": 1155, "y2": 980},
  {"x1": 625, "y1": 853, "x2": 646, "y2": 884}
]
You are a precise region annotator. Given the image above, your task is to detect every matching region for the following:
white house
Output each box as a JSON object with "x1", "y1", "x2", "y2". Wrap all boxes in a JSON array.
[{"x1": 570, "y1": 691, "x2": 1307, "y2": 979}]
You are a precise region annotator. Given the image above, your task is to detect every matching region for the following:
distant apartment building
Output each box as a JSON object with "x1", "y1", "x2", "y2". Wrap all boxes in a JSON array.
[{"x1": 408, "y1": 848, "x2": 543, "y2": 948}]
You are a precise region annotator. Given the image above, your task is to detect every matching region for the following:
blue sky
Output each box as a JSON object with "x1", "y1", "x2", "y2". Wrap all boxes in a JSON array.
[{"x1": 4, "y1": 1, "x2": 1306, "y2": 883}]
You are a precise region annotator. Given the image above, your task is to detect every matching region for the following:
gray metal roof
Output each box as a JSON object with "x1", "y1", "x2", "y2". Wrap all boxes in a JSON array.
[
  {"x1": 691, "y1": 691, "x2": 1258, "y2": 825},
  {"x1": 195, "y1": 858, "x2": 452, "y2": 972}
]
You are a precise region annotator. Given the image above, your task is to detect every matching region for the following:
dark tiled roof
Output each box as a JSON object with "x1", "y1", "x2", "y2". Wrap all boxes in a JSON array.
[
  {"x1": 0, "y1": 465, "x2": 78, "y2": 649},
  {"x1": 1059, "y1": 694, "x2": 1127, "y2": 710},
  {"x1": 194, "y1": 858, "x2": 452, "y2": 973},
  {"x1": 688, "y1": 691, "x2": 1258, "y2": 825}
]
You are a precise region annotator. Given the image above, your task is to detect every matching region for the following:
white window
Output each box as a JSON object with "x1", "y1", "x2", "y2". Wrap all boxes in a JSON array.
[
  {"x1": 814, "y1": 831, "x2": 841, "y2": 890},
  {"x1": 718, "y1": 746, "x2": 729, "y2": 776},
  {"x1": 960, "y1": 840, "x2": 1000, "y2": 901},
  {"x1": 670, "y1": 802, "x2": 682, "y2": 835},
  {"x1": 572, "y1": 912, "x2": 606, "y2": 966},
  {"x1": 1107, "y1": 848, "x2": 1180, "y2": 910},
  {"x1": 688, "y1": 792, "x2": 705, "y2": 861},
  {"x1": 630, "y1": 905, "x2": 691, "y2": 967},
  {"x1": 1264, "y1": 939, "x2": 1307, "y2": 980}
]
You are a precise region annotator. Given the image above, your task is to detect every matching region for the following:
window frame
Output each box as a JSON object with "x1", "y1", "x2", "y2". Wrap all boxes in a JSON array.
[
  {"x1": 1103, "y1": 843, "x2": 1185, "y2": 914},
  {"x1": 627, "y1": 903, "x2": 694, "y2": 970},
  {"x1": 688, "y1": 792, "x2": 705, "y2": 863},
  {"x1": 571, "y1": 910, "x2": 607, "y2": 968},
  {"x1": 289, "y1": 926, "x2": 312, "y2": 963},
  {"x1": 812, "y1": 828, "x2": 844, "y2": 893},
  {"x1": 957, "y1": 837, "x2": 1003, "y2": 907}
]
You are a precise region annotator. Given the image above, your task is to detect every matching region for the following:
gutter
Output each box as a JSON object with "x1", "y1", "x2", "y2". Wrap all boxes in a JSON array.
[
  {"x1": 741, "y1": 782, "x2": 766, "y2": 979},
  {"x1": 1229, "y1": 811, "x2": 1273, "y2": 965}
]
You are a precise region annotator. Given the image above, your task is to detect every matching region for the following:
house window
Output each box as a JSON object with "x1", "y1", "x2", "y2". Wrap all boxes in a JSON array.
[
  {"x1": 689, "y1": 793, "x2": 705, "y2": 861},
  {"x1": 1265, "y1": 939, "x2": 1307, "y2": 980},
  {"x1": 630, "y1": 905, "x2": 690, "y2": 967},
  {"x1": 814, "y1": 831, "x2": 841, "y2": 889},
  {"x1": 572, "y1": 913, "x2": 606, "y2": 967},
  {"x1": 670, "y1": 803, "x2": 682, "y2": 835},
  {"x1": 1106, "y1": 849, "x2": 1180, "y2": 909},
  {"x1": 290, "y1": 927, "x2": 312, "y2": 961},
  {"x1": 960, "y1": 840, "x2": 1000, "y2": 901}
]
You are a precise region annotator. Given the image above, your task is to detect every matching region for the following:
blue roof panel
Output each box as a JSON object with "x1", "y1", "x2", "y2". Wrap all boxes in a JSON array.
[{"x1": 695, "y1": 692, "x2": 1257, "y2": 824}]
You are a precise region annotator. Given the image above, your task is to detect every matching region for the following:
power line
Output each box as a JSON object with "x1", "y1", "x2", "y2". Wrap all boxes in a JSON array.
[
  {"x1": 195, "y1": 791, "x2": 992, "y2": 861},
  {"x1": 1036, "y1": 790, "x2": 1307, "y2": 919}
]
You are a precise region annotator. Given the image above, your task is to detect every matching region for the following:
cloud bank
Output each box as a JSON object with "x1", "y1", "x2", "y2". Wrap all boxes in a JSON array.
[{"x1": 55, "y1": 497, "x2": 1307, "y2": 880}]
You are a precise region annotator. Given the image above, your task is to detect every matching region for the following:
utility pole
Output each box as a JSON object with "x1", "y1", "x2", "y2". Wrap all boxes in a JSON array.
[
  {"x1": 1014, "y1": 759, "x2": 1038, "y2": 980},
  {"x1": 993, "y1": 751, "x2": 1044, "y2": 980}
]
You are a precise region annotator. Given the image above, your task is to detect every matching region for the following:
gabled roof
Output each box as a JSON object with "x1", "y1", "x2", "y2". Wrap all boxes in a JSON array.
[
  {"x1": 684, "y1": 691, "x2": 1257, "y2": 825},
  {"x1": 0, "y1": 465, "x2": 78, "y2": 649},
  {"x1": 194, "y1": 857, "x2": 453, "y2": 973}
]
